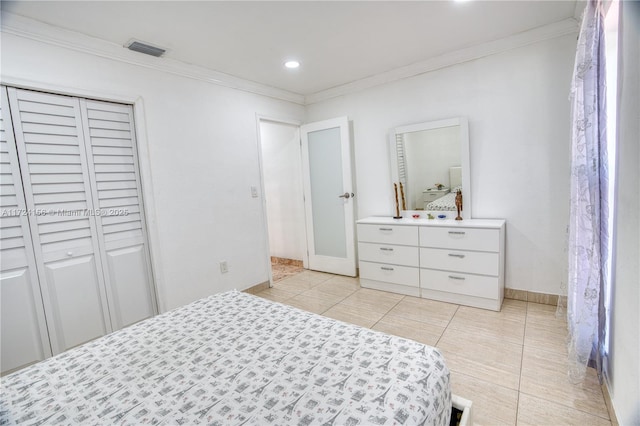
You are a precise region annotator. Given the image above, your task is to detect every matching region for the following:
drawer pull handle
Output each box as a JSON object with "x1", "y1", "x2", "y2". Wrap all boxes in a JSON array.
[
  {"x1": 379, "y1": 227, "x2": 393, "y2": 231},
  {"x1": 379, "y1": 247, "x2": 394, "y2": 252},
  {"x1": 448, "y1": 253, "x2": 466, "y2": 258},
  {"x1": 448, "y1": 231, "x2": 466, "y2": 235},
  {"x1": 380, "y1": 266, "x2": 394, "y2": 271},
  {"x1": 448, "y1": 275, "x2": 466, "y2": 280}
]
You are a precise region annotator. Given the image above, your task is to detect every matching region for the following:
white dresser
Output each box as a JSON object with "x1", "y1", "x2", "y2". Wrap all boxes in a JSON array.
[{"x1": 357, "y1": 217, "x2": 506, "y2": 311}]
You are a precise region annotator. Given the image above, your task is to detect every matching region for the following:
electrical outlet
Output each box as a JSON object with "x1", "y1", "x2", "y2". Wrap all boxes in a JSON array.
[
  {"x1": 250, "y1": 186, "x2": 259, "y2": 198},
  {"x1": 219, "y1": 261, "x2": 229, "y2": 273}
]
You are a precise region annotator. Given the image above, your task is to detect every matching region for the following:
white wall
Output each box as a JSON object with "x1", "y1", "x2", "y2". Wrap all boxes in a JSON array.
[
  {"x1": 306, "y1": 34, "x2": 576, "y2": 295},
  {"x1": 259, "y1": 121, "x2": 305, "y2": 261},
  {"x1": 0, "y1": 32, "x2": 304, "y2": 311},
  {"x1": 608, "y1": 1, "x2": 640, "y2": 423}
]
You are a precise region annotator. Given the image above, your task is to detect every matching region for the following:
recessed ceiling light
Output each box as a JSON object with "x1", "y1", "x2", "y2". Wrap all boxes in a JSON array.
[{"x1": 284, "y1": 60, "x2": 300, "y2": 69}]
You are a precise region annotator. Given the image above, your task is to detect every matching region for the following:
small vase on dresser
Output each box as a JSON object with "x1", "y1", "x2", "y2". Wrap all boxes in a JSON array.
[{"x1": 357, "y1": 216, "x2": 506, "y2": 311}]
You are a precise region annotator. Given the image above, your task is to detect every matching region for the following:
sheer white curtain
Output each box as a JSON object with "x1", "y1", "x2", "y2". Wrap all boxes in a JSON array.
[{"x1": 565, "y1": 0, "x2": 608, "y2": 383}]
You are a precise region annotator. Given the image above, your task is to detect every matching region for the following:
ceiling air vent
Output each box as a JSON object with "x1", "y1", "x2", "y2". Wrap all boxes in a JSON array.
[{"x1": 125, "y1": 40, "x2": 166, "y2": 57}]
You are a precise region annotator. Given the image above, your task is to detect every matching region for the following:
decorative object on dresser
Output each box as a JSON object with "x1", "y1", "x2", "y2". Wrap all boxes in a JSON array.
[
  {"x1": 455, "y1": 190, "x2": 463, "y2": 221},
  {"x1": 393, "y1": 183, "x2": 402, "y2": 219},
  {"x1": 357, "y1": 216, "x2": 505, "y2": 311}
]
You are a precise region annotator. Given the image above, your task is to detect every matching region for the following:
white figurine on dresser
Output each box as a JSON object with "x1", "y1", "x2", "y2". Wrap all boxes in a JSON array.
[{"x1": 357, "y1": 216, "x2": 505, "y2": 311}]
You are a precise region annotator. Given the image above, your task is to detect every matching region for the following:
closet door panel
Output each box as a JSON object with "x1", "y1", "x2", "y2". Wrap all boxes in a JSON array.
[
  {"x1": 81, "y1": 99, "x2": 156, "y2": 330},
  {"x1": 8, "y1": 87, "x2": 112, "y2": 354},
  {"x1": 44, "y1": 255, "x2": 107, "y2": 349},
  {"x1": 0, "y1": 87, "x2": 51, "y2": 373},
  {"x1": 106, "y1": 245, "x2": 152, "y2": 327},
  {"x1": 0, "y1": 270, "x2": 48, "y2": 372}
]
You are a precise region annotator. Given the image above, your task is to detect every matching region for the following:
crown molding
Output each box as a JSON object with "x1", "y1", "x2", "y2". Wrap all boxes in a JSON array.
[
  {"x1": 0, "y1": 12, "x2": 306, "y2": 105},
  {"x1": 305, "y1": 18, "x2": 579, "y2": 105},
  {"x1": 2, "y1": 12, "x2": 578, "y2": 107}
]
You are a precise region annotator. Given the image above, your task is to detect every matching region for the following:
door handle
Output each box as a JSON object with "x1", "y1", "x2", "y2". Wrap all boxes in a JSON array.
[{"x1": 338, "y1": 192, "x2": 354, "y2": 199}]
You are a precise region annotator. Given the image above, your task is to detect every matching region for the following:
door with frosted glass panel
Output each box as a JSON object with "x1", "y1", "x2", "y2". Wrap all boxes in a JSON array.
[{"x1": 300, "y1": 117, "x2": 356, "y2": 276}]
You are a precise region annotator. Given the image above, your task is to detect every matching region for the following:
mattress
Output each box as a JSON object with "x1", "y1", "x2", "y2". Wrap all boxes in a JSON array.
[{"x1": 0, "y1": 291, "x2": 451, "y2": 426}]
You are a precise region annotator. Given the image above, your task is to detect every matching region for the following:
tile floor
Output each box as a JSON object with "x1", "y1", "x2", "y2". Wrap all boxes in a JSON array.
[
  {"x1": 255, "y1": 270, "x2": 611, "y2": 426},
  {"x1": 271, "y1": 261, "x2": 304, "y2": 283}
]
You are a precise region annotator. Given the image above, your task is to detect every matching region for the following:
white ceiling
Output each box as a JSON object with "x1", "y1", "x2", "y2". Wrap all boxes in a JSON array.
[{"x1": 2, "y1": 1, "x2": 579, "y2": 96}]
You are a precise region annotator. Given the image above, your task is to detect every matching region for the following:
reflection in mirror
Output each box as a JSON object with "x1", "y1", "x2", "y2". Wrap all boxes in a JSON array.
[{"x1": 389, "y1": 117, "x2": 470, "y2": 219}]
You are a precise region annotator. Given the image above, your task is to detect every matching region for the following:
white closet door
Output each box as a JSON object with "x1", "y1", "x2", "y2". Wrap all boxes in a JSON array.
[
  {"x1": 8, "y1": 87, "x2": 112, "y2": 354},
  {"x1": 80, "y1": 99, "x2": 156, "y2": 329},
  {"x1": 0, "y1": 87, "x2": 52, "y2": 373}
]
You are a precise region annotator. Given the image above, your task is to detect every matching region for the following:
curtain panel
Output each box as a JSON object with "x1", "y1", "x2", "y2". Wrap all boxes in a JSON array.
[{"x1": 566, "y1": 0, "x2": 608, "y2": 383}]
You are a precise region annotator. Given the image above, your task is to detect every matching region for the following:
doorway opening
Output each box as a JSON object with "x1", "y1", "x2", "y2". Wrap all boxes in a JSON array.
[{"x1": 257, "y1": 119, "x2": 307, "y2": 283}]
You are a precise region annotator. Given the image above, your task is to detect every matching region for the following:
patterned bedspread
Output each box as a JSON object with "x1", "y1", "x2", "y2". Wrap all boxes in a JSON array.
[
  {"x1": 0, "y1": 291, "x2": 451, "y2": 425},
  {"x1": 426, "y1": 192, "x2": 456, "y2": 211}
]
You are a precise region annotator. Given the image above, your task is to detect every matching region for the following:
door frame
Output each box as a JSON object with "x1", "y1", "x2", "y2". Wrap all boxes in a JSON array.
[
  {"x1": 1, "y1": 76, "x2": 163, "y2": 313},
  {"x1": 255, "y1": 114, "x2": 306, "y2": 287}
]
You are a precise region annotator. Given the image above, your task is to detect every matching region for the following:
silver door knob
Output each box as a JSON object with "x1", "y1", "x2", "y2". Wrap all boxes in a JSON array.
[{"x1": 338, "y1": 192, "x2": 354, "y2": 199}]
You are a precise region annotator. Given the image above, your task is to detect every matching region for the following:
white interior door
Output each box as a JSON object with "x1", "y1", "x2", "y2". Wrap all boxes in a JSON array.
[
  {"x1": 301, "y1": 117, "x2": 356, "y2": 276},
  {"x1": 0, "y1": 87, "x2": 52, "y2": 373},
  {"x1": 8, "y1": 87, "x2": 112, "y2": 354}
]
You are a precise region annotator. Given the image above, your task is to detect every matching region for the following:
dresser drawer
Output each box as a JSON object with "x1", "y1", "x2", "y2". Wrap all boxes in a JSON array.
[
  {"x1": 359, "y1": 261, "x2": 419, "y2": 287},
  {"x1": 420, "y1": 247, "x2": 499, "y2": 276},
  {"x1": 358, "y1": 224, "x2": 418, "y2": 246},
  {"x1": 358, "y1": 242, "x2": 419, "y2": 267},
  {"x1": 421, "y1": 269, "x2": 499, "y2": 299},
  {"x1": 419, "y1": 226, "x2": 500, "y2": 252}
]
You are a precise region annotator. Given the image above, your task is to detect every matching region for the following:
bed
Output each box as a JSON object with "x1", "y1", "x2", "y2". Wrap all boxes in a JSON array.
[
  {"x1": 0, "y1": 291, "x2": 452, "y2": 425},
  {"x1": 425, "y1": 167, "x2": 462, "y2": 212},
  {"x1": 425, "y1": 190, "x2": 457, "y2": 211}
]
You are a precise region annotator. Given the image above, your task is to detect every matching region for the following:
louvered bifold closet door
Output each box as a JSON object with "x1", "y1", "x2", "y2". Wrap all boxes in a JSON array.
[
  {"x1": 7, "y1": 87, "x2": 113, "y2": 355},
  {"x1": 80, "y1": 99, "x2": 156, "y2": 330},
  {"x1": 0, "y1": 87, "x2": 52, "y2": 373}
]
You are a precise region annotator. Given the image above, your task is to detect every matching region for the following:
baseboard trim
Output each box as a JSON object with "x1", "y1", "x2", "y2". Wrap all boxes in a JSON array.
[
  {"x1": 602, "y1": 379, "x2": 619, "y2": 426},
  {"x1": 504, "y1": 288, "x2": 560, "y2": 306},
  {"x1": 242, "y1": 281, "x2": 270, "y2": 295}
]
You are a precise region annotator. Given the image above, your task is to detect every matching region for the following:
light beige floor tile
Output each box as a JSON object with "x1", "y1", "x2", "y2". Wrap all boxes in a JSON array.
[
  {"x1": 299, "y1": 287, "x2": 349, "y2": 305},
  {"x1": 372, "y1": 315, "x2": 444, "y2": 346},
  {"x1": 524, "y1": 320, "x2": 568, "y2": 355},
  {"x1": 255, "y1": 287, "x2": 298, "y2": 303},
  {"x1": 448, "y1": 301, "x2": 526, "y2": 346},
  {"x1": 437, "y1": 327, "x2": 523, "y2": 390},
  {"x1": 526, "y1": 301, "x2": 566, "y2": 323},
  {"x1": 517, "y1": 393, "x2": 611, "y2": 426},
  {"x1": 323, "y1": 303, "x2": 384, "y2": 328},
  {"x1": 450, "y1": 372, "x2": 518, "y2": 426},
  {"x1": 385, "y1": 296, "x2": 458, "y2": 328},
  {"x1": 313, "y1": 277, "x2": 360, "y2": 297},
  {"x1": 282, "y1": 294, "x2": 337, "y2": 314},
  {"x1": 520, "y1": 346, "x2": 609, "y2": 420},
  {"x1": 273, "y1": 277, "x2": 319, "y2": 293},
  {"x1": 524, "y1": 302, "x2": 568, "y2": 354},
  {"x1": 292, "y1": 270, "x2": 333, "y2": 284},
  {"x1": 341, "y1": 288, "x2": 404, "y2": 313},
  {"x1": 322, "y1": 274, "x2": 361, "y2": 286}
]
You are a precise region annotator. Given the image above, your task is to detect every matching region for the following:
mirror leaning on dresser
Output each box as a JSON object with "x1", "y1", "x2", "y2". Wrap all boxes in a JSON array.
[{"x1": 356, "y1": 216, "x2": 505, "y2": 311}]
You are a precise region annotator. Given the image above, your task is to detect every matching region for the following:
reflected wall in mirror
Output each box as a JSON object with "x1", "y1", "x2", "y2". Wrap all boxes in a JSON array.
[{"x1": 389, "y1": 117, "x2": 471, "y2": 219}]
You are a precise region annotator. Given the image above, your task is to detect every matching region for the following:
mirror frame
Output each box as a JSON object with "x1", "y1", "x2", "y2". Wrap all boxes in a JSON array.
[{"x1": 389, "y1": 117, "x2": 471, "y2": 219}]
